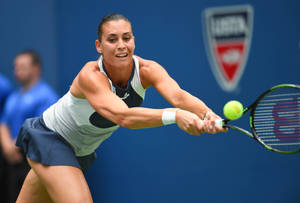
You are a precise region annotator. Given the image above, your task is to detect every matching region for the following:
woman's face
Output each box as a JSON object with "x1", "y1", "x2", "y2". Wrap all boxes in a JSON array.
[{"x1": 96, "y1": 19, "x2": 135, "y2": 68}]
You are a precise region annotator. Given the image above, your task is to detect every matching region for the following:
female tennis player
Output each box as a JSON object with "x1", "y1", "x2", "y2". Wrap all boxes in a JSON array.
[{"x1": 16, "y1": 14, "x2": 225, "y2": 203}]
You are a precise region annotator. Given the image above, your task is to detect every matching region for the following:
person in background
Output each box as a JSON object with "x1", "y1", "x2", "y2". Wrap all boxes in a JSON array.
[
  {"x1": 0, "y1": 50, "x2": 58, "y2": 203},
  {"x1": 0, "y1": 73, "x2": 12, "y2": 203},
  {"x1": 0, "y1": 73, "x2": 12, "y2": 116}
]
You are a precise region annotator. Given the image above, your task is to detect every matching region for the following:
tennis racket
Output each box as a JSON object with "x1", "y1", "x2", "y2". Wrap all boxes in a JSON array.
[{"x1": 215, "y1": 84, "x2": 300, "y2": 154}]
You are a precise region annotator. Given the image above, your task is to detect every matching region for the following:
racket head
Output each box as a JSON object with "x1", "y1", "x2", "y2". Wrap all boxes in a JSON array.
[{"x1": 250, "y1": 84, "x2": 300, "y2": 154}]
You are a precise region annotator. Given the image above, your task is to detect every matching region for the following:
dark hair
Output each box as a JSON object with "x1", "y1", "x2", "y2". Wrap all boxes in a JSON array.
[
  {"x1": 16, "y1": 49, "x2": 41, "y2": 68},
  {"x1": 97, "y1": 13, "x2": 131, "y2": 42}
]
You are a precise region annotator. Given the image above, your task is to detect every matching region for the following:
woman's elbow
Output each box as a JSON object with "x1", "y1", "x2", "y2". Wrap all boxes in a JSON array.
[
  {"x1": 171, "y1": 92, "x2": 186, "y2": 107},
  {"x1": 118, "y1": 118, "x2": 137, "y2": 129}
]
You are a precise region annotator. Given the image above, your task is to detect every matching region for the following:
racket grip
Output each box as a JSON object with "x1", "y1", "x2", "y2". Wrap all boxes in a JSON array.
[{"x1": 215, "y1": 119, "x2": 223, "y2": 128}]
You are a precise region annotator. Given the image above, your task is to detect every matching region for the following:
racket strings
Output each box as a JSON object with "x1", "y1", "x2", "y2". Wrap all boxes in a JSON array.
[{"x1": 253, "y1": 88, "x2": 300, "y2": 151}]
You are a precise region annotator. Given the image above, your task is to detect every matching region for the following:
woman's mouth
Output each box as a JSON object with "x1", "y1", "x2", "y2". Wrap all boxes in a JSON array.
[{"x1": 116, "y1": 53, "x2": 128, "y2": 58}]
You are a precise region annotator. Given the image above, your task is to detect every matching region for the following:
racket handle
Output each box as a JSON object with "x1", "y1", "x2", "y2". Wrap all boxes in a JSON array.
[{"x1": 215, "y1": 119, "x2": 223, "y2": 128}]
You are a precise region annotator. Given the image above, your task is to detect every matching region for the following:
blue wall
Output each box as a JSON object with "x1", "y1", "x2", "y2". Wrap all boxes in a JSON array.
[
  {"x1": 1, "y1": 0, "x2": 300, "y2": 202},
  {"x1": 0, "y1": 0, "x2": 58, "y2": 90}
]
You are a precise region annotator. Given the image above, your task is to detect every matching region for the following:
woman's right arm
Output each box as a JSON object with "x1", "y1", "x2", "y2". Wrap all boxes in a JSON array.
[{"x1": 72, "y1": 62, "x2": 205, "y2": 135}]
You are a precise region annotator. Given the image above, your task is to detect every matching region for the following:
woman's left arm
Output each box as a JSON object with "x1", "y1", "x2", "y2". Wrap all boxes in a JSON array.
[
  {"x1": 139, "y1": 59, "x2": 225, "y2": 133},
  {"x1": 140, "y1": 60, "x2": 210, "y2": 119}
]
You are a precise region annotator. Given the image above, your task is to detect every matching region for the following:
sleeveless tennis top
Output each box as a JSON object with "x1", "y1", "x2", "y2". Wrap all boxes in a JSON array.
[{"x1": 43, "y1": 55, "x2": 146, "y2": 156}]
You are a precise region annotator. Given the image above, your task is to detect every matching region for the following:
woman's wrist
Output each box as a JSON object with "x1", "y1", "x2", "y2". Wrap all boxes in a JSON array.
[{"x1": 162, "y1": 108, "x2": 180, "y2": 125}]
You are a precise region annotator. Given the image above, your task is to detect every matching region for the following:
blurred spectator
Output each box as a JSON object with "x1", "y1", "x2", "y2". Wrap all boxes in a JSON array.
[
  {"x1": 0, "y1": 73, "x2": 12, "y2": 116},
  {"x1": 0, "y1": 50, "x2": 58, "y2": 203},
  {"x1": 0, "y1": 73, "x2": 12, "y2": 203}
]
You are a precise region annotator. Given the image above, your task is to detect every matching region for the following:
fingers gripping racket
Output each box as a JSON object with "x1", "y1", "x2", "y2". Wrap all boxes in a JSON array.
[{"x1": 215, "y1": 84, "x2": 300, "y2": 154}]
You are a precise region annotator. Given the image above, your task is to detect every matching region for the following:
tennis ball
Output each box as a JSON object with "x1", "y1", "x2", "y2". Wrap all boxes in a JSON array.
[{"x1": 223, "y1": 100, "x2": 243, "y2": 120}]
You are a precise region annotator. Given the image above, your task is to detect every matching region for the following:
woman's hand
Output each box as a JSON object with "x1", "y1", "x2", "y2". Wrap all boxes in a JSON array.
[
  {"x1": 203, "y1": 111, "x2": 228, "y2": 134},
  {"x1": 175, "y1": 109, "x2": 205, "y2": 136}
]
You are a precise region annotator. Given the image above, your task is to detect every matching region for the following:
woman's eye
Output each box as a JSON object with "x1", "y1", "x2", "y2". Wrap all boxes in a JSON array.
[{"x1": 123, "y1": 37, "x2": 130, "y2": 41}]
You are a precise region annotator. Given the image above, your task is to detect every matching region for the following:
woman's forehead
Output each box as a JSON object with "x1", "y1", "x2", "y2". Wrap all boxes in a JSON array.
[{"x1": 102, "y1": 20, "x2": 132, "y2": 35}]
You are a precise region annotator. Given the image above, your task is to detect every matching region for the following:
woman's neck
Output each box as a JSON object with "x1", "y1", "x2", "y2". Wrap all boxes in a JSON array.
[{"x1": 103, "y1": 60, "x2": 133, "y2": 88}]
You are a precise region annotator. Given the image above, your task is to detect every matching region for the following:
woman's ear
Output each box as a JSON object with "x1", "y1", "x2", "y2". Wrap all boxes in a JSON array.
[{"x1": 95, "y1": 40, "x2": 102, "y2": 54}]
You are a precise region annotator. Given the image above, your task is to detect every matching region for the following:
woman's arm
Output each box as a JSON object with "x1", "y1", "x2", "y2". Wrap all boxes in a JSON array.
[
  {"x1": 138, "y1": 58, "x2": 225, "y2": 133},
  {"x1": 72, "y1": 62, "x2": 205, "y2": 135}
]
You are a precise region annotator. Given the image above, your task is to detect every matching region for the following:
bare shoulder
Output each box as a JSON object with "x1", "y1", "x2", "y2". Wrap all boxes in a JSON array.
[
  {"x1": 136, "y1": 56, "x2": 161, "y2": 72},
  {"x1": 135, "y1": 56, "x2": 167, "y2": 88},
  {"x1": 79, "y1": 61, "x2": 101, "y2": 77},
  {"x1": 78, "y1": 61, "x2": 109, "y2": 83},
  {"x1": 71, "y1": 61, "x2": 110, "y2": 98}
]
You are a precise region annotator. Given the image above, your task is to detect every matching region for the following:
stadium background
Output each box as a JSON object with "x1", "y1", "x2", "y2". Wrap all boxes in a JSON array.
[{"x1": 1, "y1": 0, "x2": 300, "y2": 202}]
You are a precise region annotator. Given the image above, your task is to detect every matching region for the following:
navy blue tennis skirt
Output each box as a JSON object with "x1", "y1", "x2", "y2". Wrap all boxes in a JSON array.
[{"x1": 16, "y1": 116, "x2": 96, "y2": 171}]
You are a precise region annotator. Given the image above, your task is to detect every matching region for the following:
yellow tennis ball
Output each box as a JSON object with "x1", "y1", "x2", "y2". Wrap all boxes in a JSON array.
[{"x1": 223, "y1": 100, "x2": 243, "y2": 120}]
